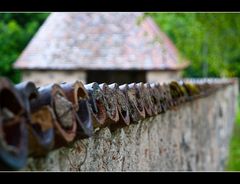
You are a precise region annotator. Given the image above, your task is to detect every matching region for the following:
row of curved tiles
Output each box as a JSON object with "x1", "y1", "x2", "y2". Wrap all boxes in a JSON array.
[{"x1": 0, "y1": 77, "x2": 235, "y2": 170}]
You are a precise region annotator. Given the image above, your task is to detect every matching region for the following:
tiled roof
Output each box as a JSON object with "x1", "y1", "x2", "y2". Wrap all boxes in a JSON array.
[
  {"x1": 0, "y1": 76, "x2": 235, "y2": 170},
  {"x1": 14, "y1": 12, "x2": 189, "y2": 71}
]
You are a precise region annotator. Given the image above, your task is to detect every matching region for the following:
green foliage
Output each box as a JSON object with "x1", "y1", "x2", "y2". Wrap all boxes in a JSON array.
[
  {"x1": 0, "y1": 13, "x2": 49, "y2": 83},
  {"x1": 226, "y1": 96, "x2": 240, "y2": 171},
  {"x1": 147, "y1": 13, "x2": 240, "y2": 78},
  {"x1": 226, "y1": 122, "x2": 240, "y2": 171}
]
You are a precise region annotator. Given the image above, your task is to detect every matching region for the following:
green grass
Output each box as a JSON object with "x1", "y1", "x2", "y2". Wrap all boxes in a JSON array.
[{"x1": 226, "y1": 96, "x2": 240, "y2": 171}]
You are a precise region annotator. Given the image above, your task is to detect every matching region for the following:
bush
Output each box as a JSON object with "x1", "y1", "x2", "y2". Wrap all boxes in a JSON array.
[{"x1": 0, "y1": 13, "x2": 49, "y2": 83}]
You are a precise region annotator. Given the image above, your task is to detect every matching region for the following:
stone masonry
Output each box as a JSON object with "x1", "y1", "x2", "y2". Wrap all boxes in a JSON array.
[{"x1": 25, "y1": 81, "x2": 238, "y2": 171}]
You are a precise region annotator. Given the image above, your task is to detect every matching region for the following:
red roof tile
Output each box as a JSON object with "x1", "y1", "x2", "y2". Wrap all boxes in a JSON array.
[{"x1": 14, "y1": 12, "x2": 189, "y2": 71}]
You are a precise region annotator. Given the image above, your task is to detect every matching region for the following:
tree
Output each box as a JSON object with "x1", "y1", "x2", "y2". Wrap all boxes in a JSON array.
[
  {"x1": 147, "y1": 13, "x2": 240, "y2": 78},
  {"x1": 0, "y1": 13, "x2": 49, "y2": 83}
]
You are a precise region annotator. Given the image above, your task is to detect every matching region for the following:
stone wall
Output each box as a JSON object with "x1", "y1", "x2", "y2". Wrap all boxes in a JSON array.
[
  {"x1": 23, "y1": 70, "x2": 181, "y2": 86},
  {"x1": 22, "y1": 70, "x2": 86, "y2": 87},
  {"x1": 25, "y1": 82, "x2": 238, "y2": 171},
  {"x1": 146, "y1": 71, "x2": 181, "y2": 83}
]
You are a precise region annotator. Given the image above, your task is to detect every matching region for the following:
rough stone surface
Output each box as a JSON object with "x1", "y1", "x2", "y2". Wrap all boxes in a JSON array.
[
  {"x1": 24, "y1": 83, "x2": 238, "y2": 171},
  {"x1": 146, "y1": 71, "x2": 181, "y2": 84},
  {"x1": 22, "y1": 70, "x2": 86, "y2": 87}
]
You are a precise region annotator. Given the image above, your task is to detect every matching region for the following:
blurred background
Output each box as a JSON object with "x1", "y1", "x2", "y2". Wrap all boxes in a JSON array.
[{"x1": 0, "y1": 12, "x2": 240, "y2": 170}]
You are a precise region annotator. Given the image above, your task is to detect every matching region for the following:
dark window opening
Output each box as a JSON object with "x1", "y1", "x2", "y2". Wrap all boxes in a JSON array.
[{"x1": 87, "y1": 70, "x2": 146, "y2": 85}]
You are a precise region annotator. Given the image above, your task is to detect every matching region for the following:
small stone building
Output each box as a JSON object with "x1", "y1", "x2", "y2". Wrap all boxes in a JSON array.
[{"x1": 14, "y1": 12, "x2": 189, "y2": 86}]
